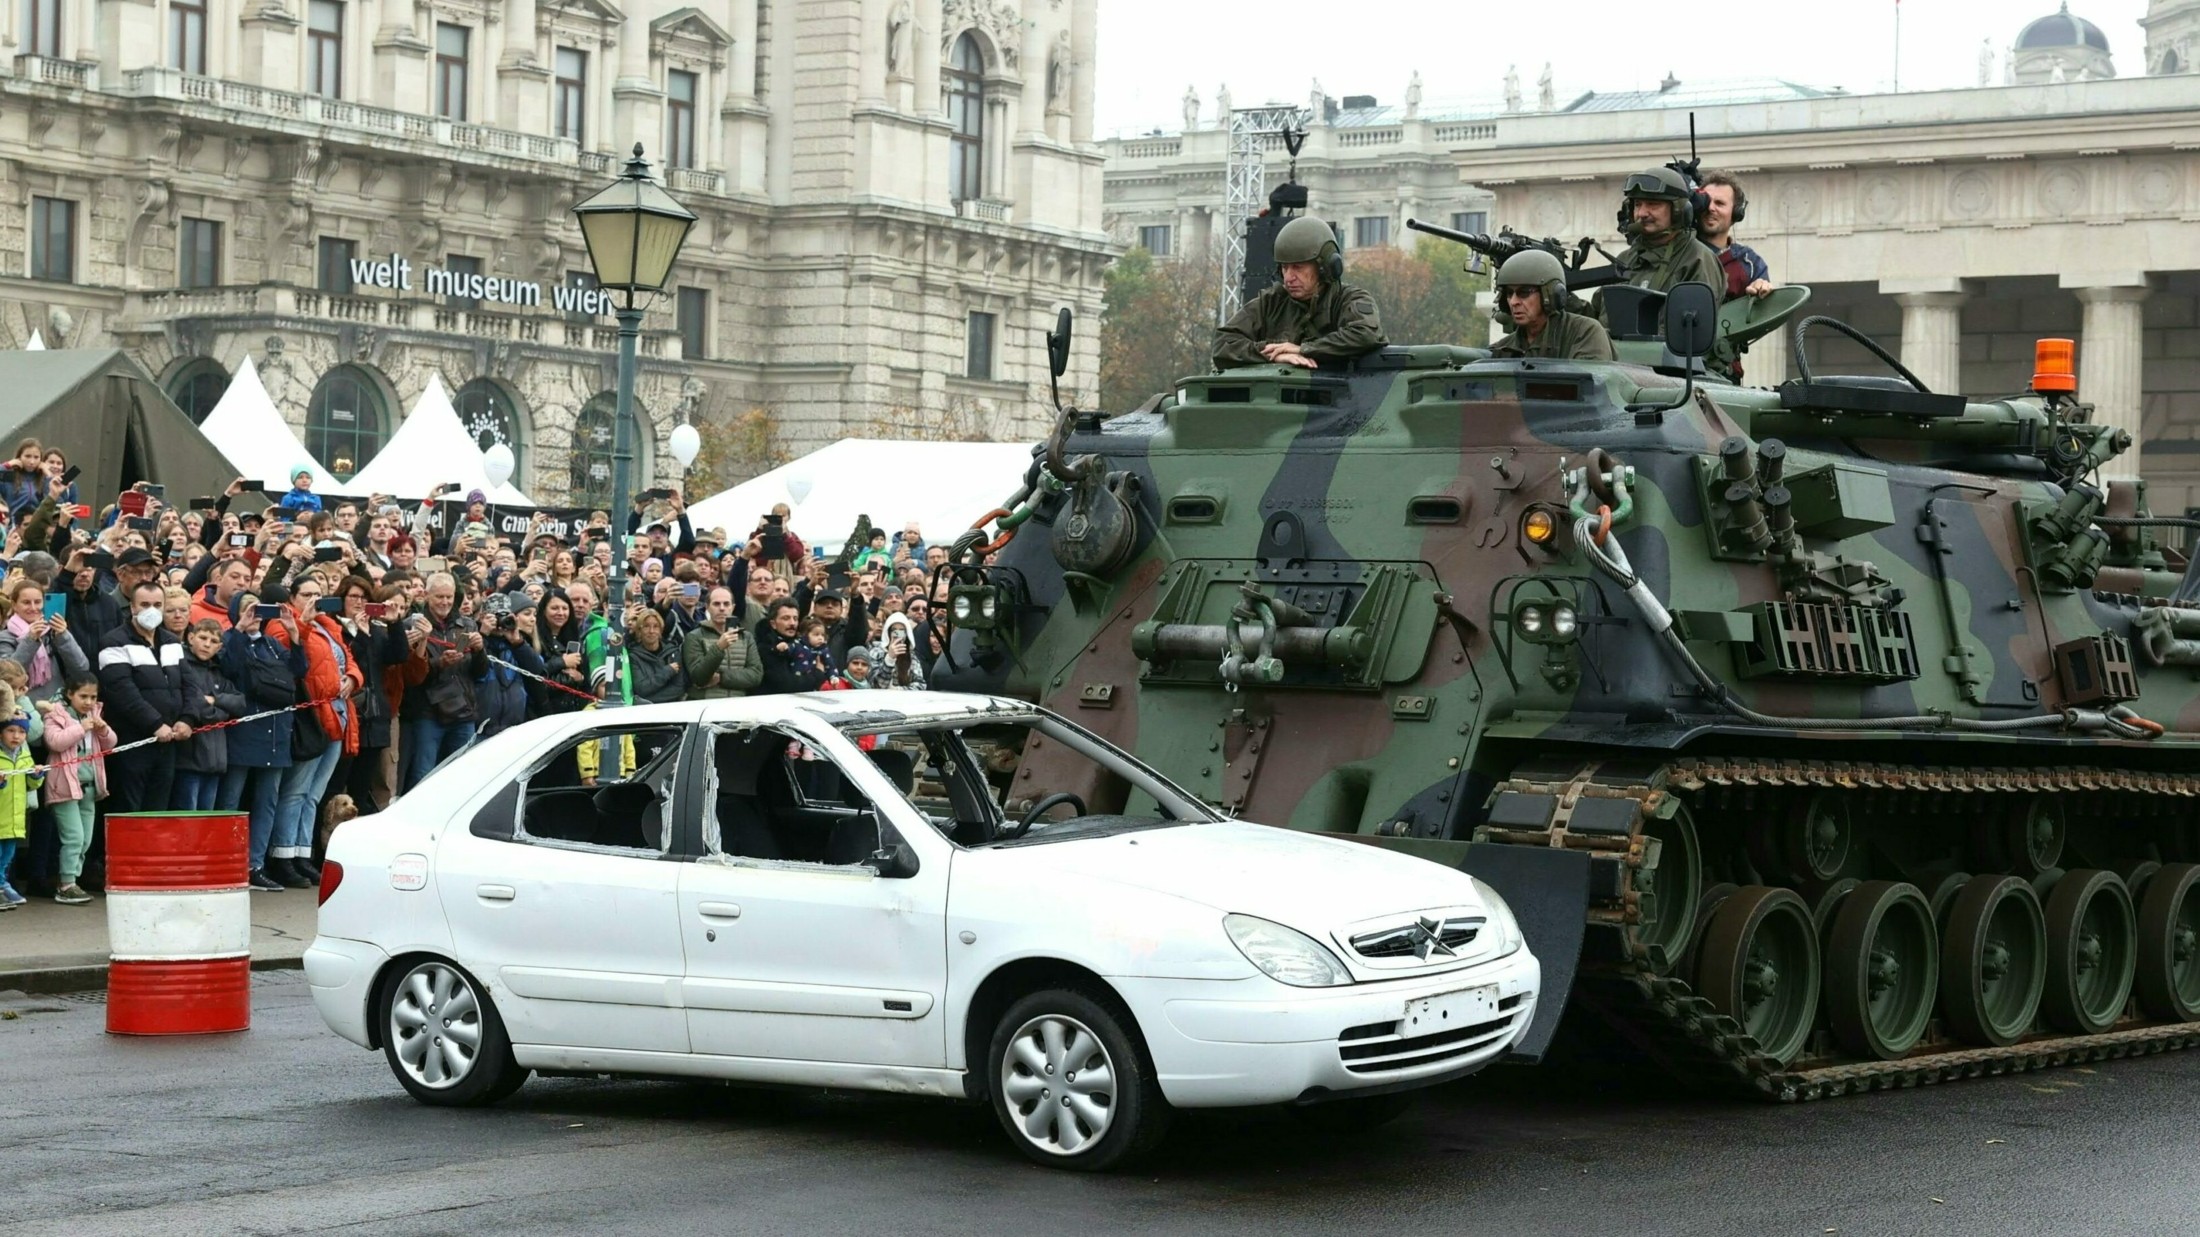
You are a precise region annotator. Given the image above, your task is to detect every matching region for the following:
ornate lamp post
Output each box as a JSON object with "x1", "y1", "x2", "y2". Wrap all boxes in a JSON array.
[{"x1": 571, "y1": 142, "x2": 696, "y2": 702}]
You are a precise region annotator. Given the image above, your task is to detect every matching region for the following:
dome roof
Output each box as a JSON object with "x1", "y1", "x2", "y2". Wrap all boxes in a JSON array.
[{"x1": 2017, "y1": 3, "x2": 2111, "y2": 52}]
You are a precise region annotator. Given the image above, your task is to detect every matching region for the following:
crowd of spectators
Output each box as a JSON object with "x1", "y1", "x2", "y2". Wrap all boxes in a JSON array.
[{"x1": 0, "y1": 439, "x2": 956, "y2": 905}]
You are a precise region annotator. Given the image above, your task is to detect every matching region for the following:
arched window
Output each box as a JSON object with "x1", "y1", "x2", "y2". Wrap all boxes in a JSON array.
[
  {"x1": 945, "y1": 33, "x2": 985, "y2": 205},
  {"x1": 167, "y1": 358, "x2": 229, "y2": 425},
  {"x1": 306, "y1": 364, "x2": 388, "y2": 481},
  {"x1": 455, "y1": 377, "x2": 526, "y2": 485},
  {"x1": 571, "y1": 394, "x2": 618, "y2": 509}
]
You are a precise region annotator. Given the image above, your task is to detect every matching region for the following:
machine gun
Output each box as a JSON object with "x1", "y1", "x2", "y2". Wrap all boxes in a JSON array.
[{"x1": 1403, "y1": 218, "x2": 1626, "y2": 291}]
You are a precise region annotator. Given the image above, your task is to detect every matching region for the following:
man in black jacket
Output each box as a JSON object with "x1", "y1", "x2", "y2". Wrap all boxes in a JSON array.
[
  {"x1": 754, "y1": 599, "x2": 826, "y2": 695},
  {"x1": 63, "y1": 550, "x2": 124, "y2": 645},
  {"x1": 98, "y1": 580, "x2": 191, "y2": 812}
]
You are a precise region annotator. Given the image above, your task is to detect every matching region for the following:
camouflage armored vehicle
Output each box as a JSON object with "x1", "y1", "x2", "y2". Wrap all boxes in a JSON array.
[{"x1": 925, "y1": 270, "x2": 2200, "y2": 1100}]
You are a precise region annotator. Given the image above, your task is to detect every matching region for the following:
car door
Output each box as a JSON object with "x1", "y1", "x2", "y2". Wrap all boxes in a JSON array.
[
  {"x1": 678, "y1": 720, "x2": 950, "y2": 1068},
  {"x1": 436, "y1": 722, "x2": 691, "y2": 1055}
]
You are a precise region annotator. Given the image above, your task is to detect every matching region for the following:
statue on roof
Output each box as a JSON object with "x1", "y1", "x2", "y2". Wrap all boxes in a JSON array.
[
  {"x1": 1216, "y1": 82, "x2": 1231, "y2": 119},
  {"x1": 1405, "y1": 71, "x2": 1423, "y2": 120},
  {"x1": 1979, "y1": 39, "x2": 1995, "y2": 87},
  {"x1": 1182, "y1": 85, "x2": 1200, "y2": 133},
  {"x1": 1503, "y1": 65, "x2": 1522, "y2": 114},
  {"x1": 1537, "y1": 63, "x2": 1555, "y2": 111}
]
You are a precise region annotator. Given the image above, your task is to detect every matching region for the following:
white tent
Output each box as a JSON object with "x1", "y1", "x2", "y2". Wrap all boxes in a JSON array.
[
  {"x1": 24, "y1": 332, "x2": 44, "y2": 351},
  {"x1": 685, "y1": 439, "x2": 1033, "y2": 555},
  {"x1": 197, "y1": 355, "x2": 340, "y2": 492},
  {"x1": 343, "y1": 373, "x2": 533, "y2": 504}
]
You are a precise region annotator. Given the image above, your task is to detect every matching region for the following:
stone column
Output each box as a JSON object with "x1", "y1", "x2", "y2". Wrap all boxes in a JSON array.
[
  {"x1": 496, "y1": 0, "x2": 550, "y2": 139},
  {"x1": 1885, "y1": 278, "x2": 1969, "y2": 397},
  {"x1": 1069, "y1": 0, "x2": 1095, "y2": 145},
  {"x1": 613, "y1": 6, "x2": 664, "y2": 158},
  {"x1": 1745, "y1": 319, "x2": 1791, "y2": 387},
  {"x1": 913, "y1": 0, "x2": 941, "y2": 116},
  {"x1": 2068, "y1": 276, "x2": 2153, "y2": 479}
]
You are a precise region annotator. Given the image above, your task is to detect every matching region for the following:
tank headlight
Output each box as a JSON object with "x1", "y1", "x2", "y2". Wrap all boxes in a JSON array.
[
  {"x1": 1522, "y1": 507, "x2": 1558, "y2": 547},
  {"x1": 1550, "y1": 605, "x2": 1579, "y2": 639},
  {"x1": 980, "y1": 593, "x2": 998, "y2": 620},
  {"x1": 1516, "y1": 603, "x2": 1546, "y2": 637},
  {"x1": 1224, "y1": 913, "x2": 1352, "y2": 987},
  {"x1": 952, "y1": 594, "x2": 974, "y2": 622}
]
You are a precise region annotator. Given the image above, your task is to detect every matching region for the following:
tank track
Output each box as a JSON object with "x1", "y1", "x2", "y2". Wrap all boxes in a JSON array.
[{"x1": 1481, "y1": 757, "x2": 2200, "y2": 1101}]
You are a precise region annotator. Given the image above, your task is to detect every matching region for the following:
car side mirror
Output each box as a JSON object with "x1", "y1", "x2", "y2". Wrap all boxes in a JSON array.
[
  {"x1": 867, "y1": 840, "x2": 920, "y2": 880},
  {"x1": 1662, "y1": 282, "x2": 1717, "y2": 359},
  {"x1": 1046, "y1": 308, "x2": 1074, "y2": 379}
]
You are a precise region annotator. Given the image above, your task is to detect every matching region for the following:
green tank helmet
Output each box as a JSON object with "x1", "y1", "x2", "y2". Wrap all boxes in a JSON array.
[
  {"x1": 1621, "y1": 165, "x2": 1698, "y2": 229},
  {"x1": 1496, "y1": 249, "x2": 1568, "y2": 309},
  {"x1": 1273, "y1": 215, "x2": 1342, "y2": 279}
]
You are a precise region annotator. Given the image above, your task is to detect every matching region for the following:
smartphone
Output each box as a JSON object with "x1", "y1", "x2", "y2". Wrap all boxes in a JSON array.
[
  {"x1": 363, "y1": 602, "x2": 388, "y2": 619},
  {"x1": 59, "y1": 465, "x2": 80, "y2": 486},
  {"x1": 143, "y1": 484, "x2": 166, "y2": 501},
  {"x1": 564, "y1": 641, "x2": 582, "y2": 655},
  {"x1": 683, "y1": 583, "x2": 702, "y2": 600},
  {"x1": 253, "y1": 603, "x2": 283, "y2": 621},
  {"x1": 228, "y1": 533, "x2": 252, "y2": 548},
  {"x1": 67, "y1": 504, "x2": 91, "y2": 520},
  {"x1": 314, "y1": 596, "x2": 346, "y2": 616},
  {"x1": 118, "y1": 492, "x2": 148, "y2": 517},
  {"x1": 82, "y1": 551, "x2": 114, "y2": 570},
  {"x1": 189, "y1": 497, "x2": 216, "y2": 510},
  {"x1": 126, "y1": 517, "x2": 155, "y2": 532},
  {"x1": 237, "y1": 480, "x2": 264, "y2": 493},
  {"x1": 312, "y1": 546, "x2": 343, "y2": 563},
  {"x1": 41, "y1": 594, "x2": 66, "y2": 622}
]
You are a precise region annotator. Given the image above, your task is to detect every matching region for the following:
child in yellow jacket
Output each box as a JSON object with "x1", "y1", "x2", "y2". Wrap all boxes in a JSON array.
[{"x1": 0, "y1": 712, "x2": 45, "y2": 909}]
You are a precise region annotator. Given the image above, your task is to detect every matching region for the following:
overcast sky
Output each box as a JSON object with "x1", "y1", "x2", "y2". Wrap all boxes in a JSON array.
[{"x1": 1094, "y1": 0, "x2": 2156, "y2": 136}]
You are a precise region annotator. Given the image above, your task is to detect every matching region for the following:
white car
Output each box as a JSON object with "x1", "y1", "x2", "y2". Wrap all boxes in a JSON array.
[{"x1": 306, "y1": 693, "x2": 1539, "y2": 1170}]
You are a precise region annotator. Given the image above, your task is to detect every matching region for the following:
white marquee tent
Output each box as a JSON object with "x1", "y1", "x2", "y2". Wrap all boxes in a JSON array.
[
  {"x1": 343, "y1": 373, "x2": 533, "y2": 504},
  {"x1": 685, "y1": 439, "x2": 1034, "y2": 555},
  {"x1": 197, "y1": 355, "x2": 340, "y2": 492},
  {"x1": 24, "y1": 332, "x2": 44, "y2": 350}
]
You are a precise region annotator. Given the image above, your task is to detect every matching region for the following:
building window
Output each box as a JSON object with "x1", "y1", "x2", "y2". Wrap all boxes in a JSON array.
[
  {"x1": 1451, "y1": 210, "x2": 1488, "y2": 236},
  {"x1": 435, "y1": 22, "x2": 469, "y2": 121},
  {"x1": 308, "y1": 0, "x2": 343, "y2": 97},
  {"x1": 966, "y1": 311, "x2": 996, "y2": 381},
  {"x1": 317, "y1": 237, "x2": 357, "y2": 294},
  {"x1": 571, "y1": 394, "x2": 620, "y2": 509},
  {"x1": 554, "y1": 47, "x2": 587, "y2": 144},
  {"x1": 25, "y1": 0, "x2": 61, "y2": 58},
  {"x1": 945, "y1": 34, "x2": 985, "y2": 204},
  {"x1": 178, "y1": 218, "x2": 222, "y2": 289},
  {"x1": 455, "y1": 378, "x2": 525, "y2": 483},
  {"x1": 666, "y1": 69, "x2": 697, "y2": 169},
  {"x1": 170, "y1": 0, "x2": 205, "y2": 72},
  {"x1": 676, "y1": 287, "x2": 709, "y2": 360},
  {"x1": 30, "y1": 197, "x2": 74, "y2": 283},
  {"x1": 443, "y1": 254, "x2": 482, "y2": 310},
  {"x1": 1352, "y1": 216, "x2": 1391, "y2": 249},
  {"x1": 1137, "y1": 225, "x2": 1173, "y2": 257},
  {"x1": 168, "y1": 359, "x2": 230, "y2": 426},
  {"x1": 306, "y1": 365, "x2": 388, "y2": 481}
]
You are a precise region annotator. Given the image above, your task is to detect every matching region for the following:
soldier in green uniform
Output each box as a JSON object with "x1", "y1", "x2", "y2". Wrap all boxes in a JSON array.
[
  {"x1": 1597, "y1": 166, "x2": 1726, "y2": 327},
  {"x1": 1213, "y1": 216, "x2": 1387, "y2": 370},
  {"x1": 1491, "y1": 250, "x2": 1615, "y2": 361}
]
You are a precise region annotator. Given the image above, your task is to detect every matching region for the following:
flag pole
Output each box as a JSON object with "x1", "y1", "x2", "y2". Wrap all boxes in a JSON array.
[{"x1": 1893, "y1": 0, "x2": 1902, "y2": 93}]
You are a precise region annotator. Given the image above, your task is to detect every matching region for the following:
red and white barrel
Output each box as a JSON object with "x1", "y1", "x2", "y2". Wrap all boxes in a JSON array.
[{"x1": 104, "y1": 812, "x2": 252, "y2": 1035}]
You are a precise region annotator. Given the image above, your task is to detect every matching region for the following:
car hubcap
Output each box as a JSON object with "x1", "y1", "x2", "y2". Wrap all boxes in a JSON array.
[
  {"x1": 1000, "y1": 1013, "x2": 1115, "y2": 1155},
  {"x1": 390, "y1": 962, "x2": 482, "y2": 1089}
]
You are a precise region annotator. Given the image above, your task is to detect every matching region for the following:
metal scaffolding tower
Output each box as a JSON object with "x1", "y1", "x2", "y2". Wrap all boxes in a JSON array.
[{"x1": 1219, "y1": 105, "x2": 1307, "y2": 323}]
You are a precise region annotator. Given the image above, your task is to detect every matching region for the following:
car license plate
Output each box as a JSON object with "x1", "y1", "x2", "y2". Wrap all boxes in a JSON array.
[{"x1": 1404, "y1": 984, "x2": 1499, "y2": 1034}]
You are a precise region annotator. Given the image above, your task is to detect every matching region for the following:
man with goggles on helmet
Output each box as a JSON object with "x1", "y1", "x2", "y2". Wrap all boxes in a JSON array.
[
  {"x1": 1598, "y1": 165, "x2": 1725, "y2": 327},
  {"x1": 1213, "y1": 215, "x2": 1387, "y2": 370},
  {"x1": 1491, "y1": 249, "x2": 1615, "y2": 361}
]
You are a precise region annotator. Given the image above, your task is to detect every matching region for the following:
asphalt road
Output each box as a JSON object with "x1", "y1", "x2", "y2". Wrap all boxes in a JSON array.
[{"x1": 3, "y1": 972, "x2": 2195, "y2": 1237}]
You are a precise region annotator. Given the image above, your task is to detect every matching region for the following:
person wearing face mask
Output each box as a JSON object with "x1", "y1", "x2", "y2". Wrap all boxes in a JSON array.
[{"x1": 95, "y1": 580, "x2": 191, "y2": 813}]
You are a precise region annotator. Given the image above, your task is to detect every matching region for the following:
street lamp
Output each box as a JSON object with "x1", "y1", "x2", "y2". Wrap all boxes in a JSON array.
[{"x1": 572, "y1": 142, "x2": 696, "y2": 705}]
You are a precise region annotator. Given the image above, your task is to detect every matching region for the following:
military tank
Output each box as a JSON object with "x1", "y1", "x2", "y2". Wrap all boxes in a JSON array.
[{"x1": 926, "y1": 263, "x2": 2200, "y2": 1100}]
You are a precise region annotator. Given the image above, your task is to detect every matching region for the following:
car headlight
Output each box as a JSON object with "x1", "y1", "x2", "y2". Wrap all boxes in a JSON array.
[
  {"x1": 1474, "y1": 881, "x2": 1524, "y2": 957},
  {"x1": 1223, "y1": 913, "x2": 1352, "y2": 987}
]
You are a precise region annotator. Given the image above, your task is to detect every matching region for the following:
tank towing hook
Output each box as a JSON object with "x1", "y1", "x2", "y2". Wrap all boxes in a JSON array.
[
  {"x1": 1219, "y1": 581, "x2": 1316, "y2": 690},
  {"x1": 1562, "y1": 447, "x2": 1636, "y2": 541}
]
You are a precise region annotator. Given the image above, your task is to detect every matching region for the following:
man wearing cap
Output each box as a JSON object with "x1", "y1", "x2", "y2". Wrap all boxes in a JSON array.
[
  {"x1": 94, "y1": 548, "x2": 163, "y2": 643},
  {"x1": 278, "y1": 465, "x2": 323, "y2": 514}
]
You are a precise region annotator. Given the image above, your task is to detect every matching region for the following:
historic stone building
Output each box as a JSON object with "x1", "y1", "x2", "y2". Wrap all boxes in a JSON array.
[
  {"x1": 0, "y1": 0, "x2": 1108, "y2": 503},
  {"x1": 1102, "y1": 4, "x2": 2200, "y2": 510}
]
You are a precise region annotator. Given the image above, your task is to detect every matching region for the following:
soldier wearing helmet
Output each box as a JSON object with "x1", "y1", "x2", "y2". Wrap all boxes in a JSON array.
[
  {"x1": 1213, "y1": 215, "x2": 1387, "y2": 370},
  {"x1": 1492, "y1": 249, "x2": 1615, "y2": 361},
  {"x1": 1598, "y1": 165, "x2": 1725, "y2": 325}
]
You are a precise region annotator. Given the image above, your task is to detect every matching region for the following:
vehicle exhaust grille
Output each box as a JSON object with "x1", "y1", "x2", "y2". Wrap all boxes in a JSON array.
[{"x1": 1336, "y1": 995, "x2": 1526, "y2": 1075}]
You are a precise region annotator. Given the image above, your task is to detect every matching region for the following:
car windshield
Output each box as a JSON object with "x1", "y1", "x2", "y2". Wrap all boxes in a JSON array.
[{"x1": 843, "y1": 713, "x2": 1217, "y2": 849}]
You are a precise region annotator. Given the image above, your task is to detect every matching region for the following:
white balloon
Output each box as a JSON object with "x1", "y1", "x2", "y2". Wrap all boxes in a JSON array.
[
  {"x1": 482, "y1": 442, "x2": 516, "y2": 489},
  {"x1": 785, "y1": 466, "x2": 814, "y2": 506},
  {"x1": 669, "y1": 423, "x2": 702, "y2": 470}
]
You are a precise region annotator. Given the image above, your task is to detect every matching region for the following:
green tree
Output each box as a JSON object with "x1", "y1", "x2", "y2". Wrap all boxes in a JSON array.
[
  {"x1": 1347, "y1": 242, "x2": 1491, "y2": 349},
  {"x1": 1099, "y1": 245, "x2": 1222, "y2": 412}
]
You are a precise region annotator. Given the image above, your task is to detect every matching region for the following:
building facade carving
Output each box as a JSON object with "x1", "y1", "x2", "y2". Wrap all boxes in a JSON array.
[{"x1": 0, "y1": 0, "x2": 1108, "y2": 503}]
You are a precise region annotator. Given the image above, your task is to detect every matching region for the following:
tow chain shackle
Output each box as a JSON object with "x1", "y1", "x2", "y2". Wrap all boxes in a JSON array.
[{"x1": 1563, "y1": 447, "x2": 1634, "y2": 543}]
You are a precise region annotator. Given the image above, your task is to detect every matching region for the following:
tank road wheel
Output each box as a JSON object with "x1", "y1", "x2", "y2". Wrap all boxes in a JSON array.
[
  {"x1": 1924, "y1": 870, "x2": 1972, "y2": 932},
  {"x1": 1696, "y1": 886, "x2": 1821, "y2": 1065},
  {"x1": 2136, "y1": 863, "x2": 2200, "y2": 1023},
  {"x1": 1808, "y1": 878, "x2": 1862, "y2": 945},
  {"x1": 2108, "y1": 859, "x2": 2161, "y2": 899},
  {"x1": 1784, "y1": 792, "x2": 1857, "y2": 884},
  {"x1": 1635, "y1": 806, "x2": 1703, "y2": 975},
  {"x1": 1825, "y1": 882, "x2": 1940, "y2": 1060},
  {"x1": 1941, "y1": 875, "x2": 2048, "y2": 1047},
  {"x1": 1678, "y1": 882, "x2": 1740, "y2": 986},
  {"x1": 1985, "y1": 798, "x2": 2066, "y2": 879},
  {"x1": 2042, "y1": 870, "x2": 2138, "y2": 1035}
]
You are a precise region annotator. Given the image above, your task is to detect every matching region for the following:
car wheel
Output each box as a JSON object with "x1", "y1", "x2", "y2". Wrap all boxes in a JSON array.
[
  {"x1": 1289, "y1": 1090, "x2": 1416, "y2": 1135},
  {"x1": 378, "y1": 958, "x2": 525, "y2": 1107},
  {"x1": 989, "y1": 987, "x2": 1170, "y2": 1171}
]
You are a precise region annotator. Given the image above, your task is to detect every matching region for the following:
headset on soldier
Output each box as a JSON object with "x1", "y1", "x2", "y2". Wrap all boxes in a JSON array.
[
  {"x1": 1617, "y1": 165, "x2": 1705, "y2": 234},
  {"x1": 1495, "y1": 249, "x2": 1568, "y2": 320}
]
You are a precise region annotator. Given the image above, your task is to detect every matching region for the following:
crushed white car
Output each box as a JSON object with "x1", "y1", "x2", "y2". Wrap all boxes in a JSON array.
[{"x1": 306, "y1": 693, "x2": 1539, "y2": 1170}]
